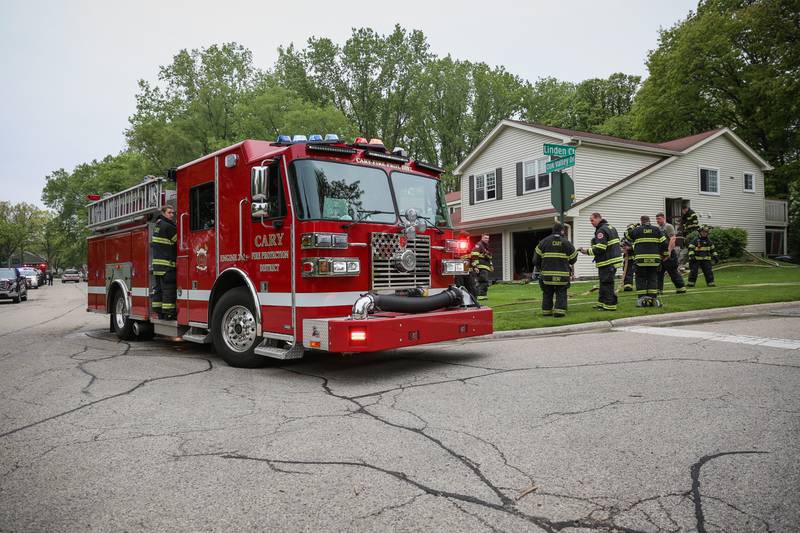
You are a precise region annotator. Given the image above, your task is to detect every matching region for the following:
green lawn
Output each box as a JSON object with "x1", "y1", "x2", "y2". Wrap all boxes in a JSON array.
[{"x1": 484, "y1": 264, "x2": 800, "y2": 331}]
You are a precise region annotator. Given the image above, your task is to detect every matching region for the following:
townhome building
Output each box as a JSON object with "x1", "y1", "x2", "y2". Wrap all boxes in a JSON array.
[{"x1": 453, "y1": 119, "x2": 785, "y2": 279}]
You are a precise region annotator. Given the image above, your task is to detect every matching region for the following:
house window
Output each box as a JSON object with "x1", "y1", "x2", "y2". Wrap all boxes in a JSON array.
[
  {"x1": 523, "y1": 157, "x2": 552, "y2": 193},
  {"x1": 744, "y1": 172, "x2": 755, "y2": 193},
  {"x1": 475, "y1": 171, "x2": 496, "y2": 202},
  {"x1": 699, "y1": 167, "x2": 719, "y2": 195}
]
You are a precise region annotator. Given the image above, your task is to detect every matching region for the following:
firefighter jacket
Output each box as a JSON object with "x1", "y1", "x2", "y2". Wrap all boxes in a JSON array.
[
  {"x1": 688, "y1": 236, "x2": 718, "y2": 261},
  {"x1": 151, "y1": 215, "x2": 177, "y2": 275},
  {"x1": 533, "y1": 234, "x2": 577, "y2": 285},
  {"x1": 680, "y1": 209, "x2": 700, "y2": 235},
  {"x1": 626, "y1": 223, "x2": 669, "y2": 266},
  {"x1": 470, "y1": 241, "x2": 493, "y2": 272},
  {"x1": 587, "y1": 219, "x2": 623, "y2": 268}
]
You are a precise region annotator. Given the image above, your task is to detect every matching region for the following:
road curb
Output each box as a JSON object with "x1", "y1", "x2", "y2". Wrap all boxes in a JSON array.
[{"x1": 486, "y1": 300, "x2": 800, "y2": 341}]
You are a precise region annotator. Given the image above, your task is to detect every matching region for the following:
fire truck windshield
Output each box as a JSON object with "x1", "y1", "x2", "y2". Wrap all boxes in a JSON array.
[
  {"x1": 391, "y1": 171, "x2": 452, "y2": 228},
  {"x1": 291, "y1": 160, "x2": 396, "y2": 223}
]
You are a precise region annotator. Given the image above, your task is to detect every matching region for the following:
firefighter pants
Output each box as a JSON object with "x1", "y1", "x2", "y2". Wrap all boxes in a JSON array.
[
  {"x1": 152, "y1": 269, "x2": 177, "y2": 318},
  {"x1": 471, "y1": 269, "x2": 490, "y2": 297},
  {"x1": 688, "y1": 260, "x2": 715, "y2": 286},
  {"x1": 597, "y1": 265, "x2": 617, "y2": 310},
  {"x1": 658, "y1": 251, "x2": 686, "y2": 292},
  {"x1": 623, "y1": 257, "x2": 635, "y2": 290},
  {"x1": 635, "y1": 265, "x2": 659, "y2": 297},
  {"x1": 539, "y1": 280, "x2": 568, "y2": 317}
]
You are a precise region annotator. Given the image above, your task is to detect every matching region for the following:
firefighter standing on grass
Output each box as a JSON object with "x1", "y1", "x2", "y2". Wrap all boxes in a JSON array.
[
  {"x1": 151, "y1": 205, "x2": 177, "y2": 319},
  {"x1": 656, "y1": 212, "x2": 687, "y2": 294},
  {"x1": 687, "y1": 226, "x2": 718, "y2": 287},
  {"x1": 578, "y1": 212, "x2": 623, "y2": 311},
  {"x1": 469, "y1": 234, "x2": 493, "y2": 300},
  {"x1": 626, "y1": 215, "x2": 669, "y2": 307},
  {"x1": 532, "y1": 223, "x2": 577, "y2": 317},
  {"x1": 620, "y1": 222, "x2": 638, "y2": 291}
]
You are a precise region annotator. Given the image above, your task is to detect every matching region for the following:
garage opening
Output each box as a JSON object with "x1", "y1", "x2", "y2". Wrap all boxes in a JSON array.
[{"x1": 512, "y1": 229, "x2": 551, "y2": 280}]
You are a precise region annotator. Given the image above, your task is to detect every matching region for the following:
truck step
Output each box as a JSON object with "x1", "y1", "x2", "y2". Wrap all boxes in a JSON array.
[
  {"x1": 150, "y1": 318, "x2": 187, "y2": 337},
  {"x1": 255, "y1": 339, "x2": 305, "y2": 360},
  {"x1": 182, "y1": 327, "x2": 211, "y2": 344}
]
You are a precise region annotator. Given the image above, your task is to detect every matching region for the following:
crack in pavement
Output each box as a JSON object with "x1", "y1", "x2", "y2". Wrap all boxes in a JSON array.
[
  {"x1": 0, "y1": 357, "x2": 214, "y2": 439},
  {"x1": 689, "y1": 450, "x2": 770, "y2": 533}
]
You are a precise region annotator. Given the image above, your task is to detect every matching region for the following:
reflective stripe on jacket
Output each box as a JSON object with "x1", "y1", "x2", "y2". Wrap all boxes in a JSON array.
[
  {"x1": 688, "y1": 237, "x2": 718, "y2": 261},
  {"x1": 587, "y1": 220, "x2": 623, "y2": 268},
  {"x1": 626, "y1": 223, "x2": 668, "y2": 266},
  {"x1": 681, "y1": 209, "x2": 699, "y2": 234},
  {"x1": 470, "y1": 242, "x2": 493, "y2": 272},
  {"x1": 533, "y1": 234, "x2": 577, "y2": 285}
]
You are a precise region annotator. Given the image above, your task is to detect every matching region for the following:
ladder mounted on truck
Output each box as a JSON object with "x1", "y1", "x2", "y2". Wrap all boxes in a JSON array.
[{"x1": 87, "y1": 177, "x2": 171, "y2": 231}]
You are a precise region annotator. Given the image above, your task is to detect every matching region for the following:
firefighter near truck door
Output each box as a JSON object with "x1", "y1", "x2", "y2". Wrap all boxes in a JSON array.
[{"x1": 151, "y1": 205, "x2": 177, "y2": 319}]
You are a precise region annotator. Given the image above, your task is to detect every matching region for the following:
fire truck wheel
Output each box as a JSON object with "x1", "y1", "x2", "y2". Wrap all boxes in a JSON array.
[
  {"x1": 111, "y1": 291, "x2": 135, "y2": 341},
  {"x1": 211, "y1": 287, "x2": 265, "y2": 368}
]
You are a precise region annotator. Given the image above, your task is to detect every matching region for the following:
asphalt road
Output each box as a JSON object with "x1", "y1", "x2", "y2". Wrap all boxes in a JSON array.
[{"x1": 1, "y1": 282, "x2": 798, "y2": 532}]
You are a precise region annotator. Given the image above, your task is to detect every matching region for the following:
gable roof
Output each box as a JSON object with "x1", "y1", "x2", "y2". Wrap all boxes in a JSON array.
[{"x1": 454, "y1": 120, "x2": 771, "y2": 176}]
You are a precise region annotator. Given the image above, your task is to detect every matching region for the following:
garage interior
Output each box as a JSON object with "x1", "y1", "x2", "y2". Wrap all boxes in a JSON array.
[{"x1": 512, "y1": 229, "x2": 551, "y2": 280}]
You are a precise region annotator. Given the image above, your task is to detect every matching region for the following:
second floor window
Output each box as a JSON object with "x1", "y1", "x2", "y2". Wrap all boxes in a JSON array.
[
  {"x1": 700, "y1": 167, "x2": 719, "y2": 195},
  {"x1": 524, "y1": 157, "x2": 553, "y2": 192},
  {"x1": 744, "y1": 172, "x2": 755, "y2": 193},
  {"x1": 475, "y1": 171, "x2": 496, "y2": 202}
]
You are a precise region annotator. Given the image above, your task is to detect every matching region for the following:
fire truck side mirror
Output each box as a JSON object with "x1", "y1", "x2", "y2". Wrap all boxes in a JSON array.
[{"x1": 251, "y1": 167, "x2": 268, "y2": 202}]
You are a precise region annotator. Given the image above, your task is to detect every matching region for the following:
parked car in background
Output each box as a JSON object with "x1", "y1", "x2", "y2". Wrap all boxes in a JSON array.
[
  {"x1": 61, "y1": 269, "x2": 81, "y2": 283},
  {"x1": 0, "y1": 268, "x2": 28, "y2": 303},
  {"x1": 19, "y1": 267, "x2": 41, "y2": 289}
]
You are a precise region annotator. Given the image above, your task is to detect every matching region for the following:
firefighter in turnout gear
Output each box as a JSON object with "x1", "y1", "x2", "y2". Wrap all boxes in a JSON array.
[
  {"x1": 151, "y1": 205, "x2": 177, "y2": 319},
  {"x1": 532, "y1": 223, "x2": 578, "y2": 317},
  {"x1": 687, "y1": 226, "x2": 718, "y2": 287},
  {"x1": 680, "y1": 204, "x2": 700, "y2": 238},
  {"x1": 469, "y1": 234, "x2": 493, "y2": 300},
  {"x1": 627, "y1": 215, "x2": 669, "y2": 307},
  {"x1": 620, "y1": 223, "x2": 638, "y2": 292},
  {"x1": 579, "y1": 212, "x2": 623, "y2": 310}
]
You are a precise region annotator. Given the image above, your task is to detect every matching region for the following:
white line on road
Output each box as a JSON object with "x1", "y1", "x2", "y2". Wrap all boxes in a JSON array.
[{"x1": 614, "y1": 325, "x2": 800, "y2": 350}]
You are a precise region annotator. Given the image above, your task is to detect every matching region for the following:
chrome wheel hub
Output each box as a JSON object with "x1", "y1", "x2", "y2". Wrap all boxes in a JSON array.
[
  {"x1": 114, "y1": 296, "x2": 127, "y2": 329},
  {"x1": 221, "y1": 305, "x2": 256, "y2": 353}
]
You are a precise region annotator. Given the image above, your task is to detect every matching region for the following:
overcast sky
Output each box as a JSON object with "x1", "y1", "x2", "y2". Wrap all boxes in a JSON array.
[{"x1": 0, "y1": 0, "x2": 698, "y2": 206}]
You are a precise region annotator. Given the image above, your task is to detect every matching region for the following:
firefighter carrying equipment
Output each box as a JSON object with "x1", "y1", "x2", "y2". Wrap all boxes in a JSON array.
[
  {"x1": 680, "y1": 208, "x2": 700, "y2": 235},
  {"x1": 586, "y1": 219, "x2": 623, "y2": 268},
  {"x1": 532, "y1": 233, "x2": 578, "y2": 286},
  {"x1": 470, "y1": 241, "x2": 494, "y2": 272}
]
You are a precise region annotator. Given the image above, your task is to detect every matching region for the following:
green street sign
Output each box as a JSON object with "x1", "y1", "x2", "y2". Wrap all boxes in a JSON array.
[
  {"x1": 545, "y1": 155, "x2": 575, "y2": 173},
  {"x1": 543, "y1": 144, "x2": 576, "y2": 158},
  {"x1": 551, "y1": 172, "x2": 575, "y2": 214}
]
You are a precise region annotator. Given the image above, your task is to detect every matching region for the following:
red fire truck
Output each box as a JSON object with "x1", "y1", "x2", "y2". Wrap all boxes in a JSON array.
[{"x1": 86, "y1": 135, "x2": 492, "y2": 367}]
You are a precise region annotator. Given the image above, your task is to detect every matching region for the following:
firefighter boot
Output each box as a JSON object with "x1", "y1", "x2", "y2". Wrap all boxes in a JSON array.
[{"x1": 676, "y1": 287, "x2": 687, "y2": 294}]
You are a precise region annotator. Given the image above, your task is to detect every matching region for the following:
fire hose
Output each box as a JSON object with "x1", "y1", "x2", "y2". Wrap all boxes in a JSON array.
[{"x1": 351, "y1": 286, "x2": 476, "y2": 320}]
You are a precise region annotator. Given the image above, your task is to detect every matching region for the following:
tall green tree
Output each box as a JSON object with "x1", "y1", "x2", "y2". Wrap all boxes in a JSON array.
[
  {"x1": 631, "y1": 0, "x2": 800, "y2": 196},
  {"x1": 0, "y1": 202, "x2": 46, "y2": 266}
]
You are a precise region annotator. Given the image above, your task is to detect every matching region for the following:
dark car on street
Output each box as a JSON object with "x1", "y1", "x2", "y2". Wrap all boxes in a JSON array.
[{"x1": 0, "y1": 267, "x2": 28, "y2": 303}]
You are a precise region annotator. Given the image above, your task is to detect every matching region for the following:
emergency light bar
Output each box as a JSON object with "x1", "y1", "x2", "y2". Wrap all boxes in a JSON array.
[
  {"x1": 415, "y1": 161, "x2": 445, "y2": 174},
  {"x1": 364, "y1": 150, "x2": 409, "y2": 164},
  {"x1": 307, "y1": 144, "x2": 357, "y2": 155}
]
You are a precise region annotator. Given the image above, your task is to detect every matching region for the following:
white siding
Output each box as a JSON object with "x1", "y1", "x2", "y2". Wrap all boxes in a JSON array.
[
  {"x1": 459, "y1": 125, "x2": 660, "y2": 224},
  {"x1": 573, "y1": 134, "x2": 766, "y2": 277}
]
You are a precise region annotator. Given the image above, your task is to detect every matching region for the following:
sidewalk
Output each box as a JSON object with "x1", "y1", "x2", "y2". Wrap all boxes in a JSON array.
[{"x1": 484, "y1": 300, "x2": 800, "y2": 341}]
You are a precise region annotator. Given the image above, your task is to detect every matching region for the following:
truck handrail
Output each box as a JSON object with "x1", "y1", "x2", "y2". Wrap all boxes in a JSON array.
[{"x1": 86, "y1": 177, "x2": 166, "y2": 231}]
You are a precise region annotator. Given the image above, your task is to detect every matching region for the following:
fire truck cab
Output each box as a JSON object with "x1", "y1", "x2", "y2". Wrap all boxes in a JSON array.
[{"x1": 87, "y1": 136, "x2": 493, "y2": 367}]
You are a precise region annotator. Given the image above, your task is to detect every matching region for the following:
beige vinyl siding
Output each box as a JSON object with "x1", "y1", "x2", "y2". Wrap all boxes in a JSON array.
[
  {"x1": 459, "y1": 125, "x2": 660, "y2": 224},
  {"x1": 573, "y1": 134, "x2": 765, "y2": 278},
  {"x1": 572, "y1": 145, "x2": 660, "y2": 199}
]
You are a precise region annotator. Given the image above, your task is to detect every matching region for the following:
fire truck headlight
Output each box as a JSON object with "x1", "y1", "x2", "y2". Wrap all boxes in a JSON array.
[
  {"x1": 441, "y1": 259, "x2": 467, "y2": 275},
  {"x1": 346, "y1": 261, "x2": 360, "y2": 273},
  {"x1": 301, "y1": 232, "x2": 348, "y2": 249},
  {"x1": 316, "y1": 234, "x2": 333, "y2": 247},
  {"x1": 332, "y1": 261, "x2": 347, "y2": 273},
  {"x1": 301, "y1": 257, "x2": 360, "y2": 277}
]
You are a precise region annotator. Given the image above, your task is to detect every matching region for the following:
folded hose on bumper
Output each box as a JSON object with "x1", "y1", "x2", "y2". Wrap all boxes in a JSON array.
[{"x1": 351, "y1": 286, "x2": 476, "y2": 320}]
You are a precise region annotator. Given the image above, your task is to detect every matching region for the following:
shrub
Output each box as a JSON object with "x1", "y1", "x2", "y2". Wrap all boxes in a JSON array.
[{"x1": 708, "y1": 227, "x2": 748, "y2": 261}]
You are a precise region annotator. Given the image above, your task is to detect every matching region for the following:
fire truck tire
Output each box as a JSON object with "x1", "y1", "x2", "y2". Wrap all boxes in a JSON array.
[
  {"x1": 111, "y1": 291, "x2": 135, "y2": 341},
  {"x1": 211, "y1": 287, "x2": 265, "y2": 368}
]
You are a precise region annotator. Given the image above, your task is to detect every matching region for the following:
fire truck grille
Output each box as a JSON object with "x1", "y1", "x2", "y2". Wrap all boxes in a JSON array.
[{"x1": 371, "y1": 233, "x2": 431, "y2": 290}]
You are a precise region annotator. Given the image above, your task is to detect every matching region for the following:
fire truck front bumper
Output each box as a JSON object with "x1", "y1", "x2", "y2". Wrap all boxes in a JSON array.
[{"x1": 301, "y1": 306, "x2": 493, "y2": 353}]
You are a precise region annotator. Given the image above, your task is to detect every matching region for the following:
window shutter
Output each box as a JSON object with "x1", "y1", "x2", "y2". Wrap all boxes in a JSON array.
[
  {"x1": 495, "y1": 167, "x2": 503, "y2": 200},
  {"x1": 516, "y1": 162, "x2": 523, "y2": 196},
  {"x1": 468, "y1": 175, "x2": 475, "y2": 205}
]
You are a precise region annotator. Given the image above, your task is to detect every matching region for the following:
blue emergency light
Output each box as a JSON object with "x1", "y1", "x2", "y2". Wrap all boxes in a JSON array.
[
  {"x1": 276, "y1": 134, "x2": 291, "y2": 143},
  {"x1": 308, "y1": 134, "x2": 323, "y2": 141}
]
